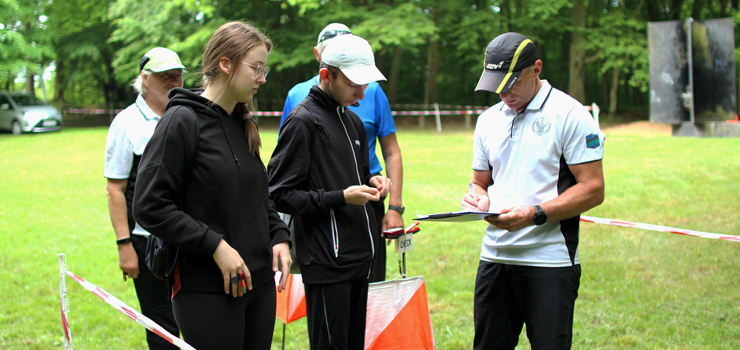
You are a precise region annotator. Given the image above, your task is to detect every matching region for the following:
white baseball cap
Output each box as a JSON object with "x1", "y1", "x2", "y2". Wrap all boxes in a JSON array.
[
  {"x1": 320, "y1": 34, "x2": 386, "y2": 85},
  {"x1": 139, "y1": 47, "x2": 186, "y2": 73}
]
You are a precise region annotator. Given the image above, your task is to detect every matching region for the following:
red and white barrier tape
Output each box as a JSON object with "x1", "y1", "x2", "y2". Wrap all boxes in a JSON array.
[
  {"x1": 392, "y1": 110, "x2": 483, "y2": 116},
  {"x1": 251, "y1": 111, "x2": 283, "y2": 116},
  {"x1": 65, "y1": 270, "x2": 196, "y2": 350},
  {"x1": 63, "y1": 103, "x2": 599, "y2": 119},
  {"x1": 391, "y1": 103, "x2": 488, "y2": 110},
  {"x1": 60, "y1": 298, "x2": 72, "y2": 348},
  {"x1": 64, "y1": 109, "x2": 124, "y2": 115},
  {"x1": 580, "y1": 216, "x2": 740, "y2": 242}
]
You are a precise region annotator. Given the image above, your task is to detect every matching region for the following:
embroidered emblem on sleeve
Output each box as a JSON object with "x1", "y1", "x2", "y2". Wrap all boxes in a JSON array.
[{"x1": 586, "y1": 133, "x2": 600, "y2": 149}]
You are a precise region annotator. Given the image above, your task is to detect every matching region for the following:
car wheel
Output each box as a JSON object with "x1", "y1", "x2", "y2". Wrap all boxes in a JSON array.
[{"x1": 11, "y1": 120, "x2": 22, "y2": 135}]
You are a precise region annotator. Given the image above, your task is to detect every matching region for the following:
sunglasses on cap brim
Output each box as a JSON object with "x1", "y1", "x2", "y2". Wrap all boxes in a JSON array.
[{"x1": 319, "y1": 30, "x2": 351, "y2": 43}]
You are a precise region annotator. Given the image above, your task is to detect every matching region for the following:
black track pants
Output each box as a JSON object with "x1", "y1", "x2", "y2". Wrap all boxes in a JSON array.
[
  {"x1": 172, "y1": 283, "x2": 276, "y2": 350},
  {"x1": 473, "y1": 261, "x2": 581, "y2": 350},
  {"x1": 304, "y1": 279, "x2": 369, "y2": 350}
]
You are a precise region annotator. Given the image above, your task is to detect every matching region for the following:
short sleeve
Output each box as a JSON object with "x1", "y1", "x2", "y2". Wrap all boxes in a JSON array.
[
  {"x1": 373, "y1": 86, "x2": 396, "y2": 138},
  {"x1": 561, "y1": 105, "x2": 605, "y2": 165},
  {"x1": 471, "y1": 116, "x2": 490, "y2": 171},
  {"x1": 104, "y1": 120, "x2": 134, "y2": 179}
]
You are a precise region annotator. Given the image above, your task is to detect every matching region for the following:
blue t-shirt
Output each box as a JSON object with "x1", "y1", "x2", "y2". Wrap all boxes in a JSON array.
[{"x1": 280, "y1": 76, "x2": 396, "y2": 174}]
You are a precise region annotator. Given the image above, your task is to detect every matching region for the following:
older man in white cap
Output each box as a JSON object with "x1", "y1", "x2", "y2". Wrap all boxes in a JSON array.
[
  {"x1": 280, "y1": 23, "x2": 405, "y2": 283},
  {"x1": 268, "y1": 34, "x2": 392, "y2": 350},
  {"x1": 104, "y1": 47, "x2": 184, "y2": 350}
]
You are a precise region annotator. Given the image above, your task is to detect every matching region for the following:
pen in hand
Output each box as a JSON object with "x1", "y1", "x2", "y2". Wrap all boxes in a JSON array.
[{"x1": 468, "y1": 183, "x2": 479, "y2": 210}]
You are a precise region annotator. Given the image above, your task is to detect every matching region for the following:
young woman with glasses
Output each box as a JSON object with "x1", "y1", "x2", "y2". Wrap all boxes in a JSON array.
[{"x1": 133, "y1": 21, "x2": 292, "y2": 349}]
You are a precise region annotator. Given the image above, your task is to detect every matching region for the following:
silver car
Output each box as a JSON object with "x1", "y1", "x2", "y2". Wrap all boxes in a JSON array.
[{"x1": 0, "y1": 91, "x2": 63, "y2": 135}]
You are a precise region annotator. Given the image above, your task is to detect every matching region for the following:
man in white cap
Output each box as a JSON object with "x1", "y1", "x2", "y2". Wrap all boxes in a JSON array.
[
  {"x1": 104, "y1": 47, "x2": 184, "y2": 350},
  {"x1": 268, "y1": 34, "x2": 392, "y2": 350},
  {"x1": 280, "y1": 23, "x2": 405, "y2": 283},
  {"x1": 461, "y1": 32, "x2": 605, "y2": 349}
]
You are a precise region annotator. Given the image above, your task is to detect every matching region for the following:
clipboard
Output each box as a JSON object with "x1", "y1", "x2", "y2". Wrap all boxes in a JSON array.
[{"x1": 416, "y1": 210, "x2": 500, "y2": 222}]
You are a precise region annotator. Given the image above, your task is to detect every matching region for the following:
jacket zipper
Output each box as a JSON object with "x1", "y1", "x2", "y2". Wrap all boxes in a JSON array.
[
  {"x1": 335, "y1": 107, "x2": 375, "y2": 263},
  {"x1": 330, "y1": 209, "x2": 339, "y2": 257}
]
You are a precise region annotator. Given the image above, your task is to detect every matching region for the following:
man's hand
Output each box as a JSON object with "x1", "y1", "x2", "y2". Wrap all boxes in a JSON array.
[
  {"x1": 382, "y1": 209, "x2": 404, "y2": 231},
  {"x1": 272, "y1": 242, "x2": 292, "y2": 292},
  {"x1": 344, "y1": 185, "x2": 381, "y2": 205},
  {"x1": 484, "y1": 206, "x2": 535, "y2": 232},
  {"x1": 213, "y1": 239, "x2": 251, "y2": 297},
  {"x1": 461, "y1": 192, "x2": 490, "y2": 212},
  {"x1": 369, "y1": 176, "x2": 392, "y2": 197},
  {"x1": 118, "y1": 243, "x2": 139, "y2": 281}
]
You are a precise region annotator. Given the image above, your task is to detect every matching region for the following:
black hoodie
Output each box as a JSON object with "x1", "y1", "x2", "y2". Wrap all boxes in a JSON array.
[
  {"x1": 134, "y1": 88, "x2": 290, "y2": 294},
  {"x1": 268, "y1": 86, "x2": 377, "y2": 285}
]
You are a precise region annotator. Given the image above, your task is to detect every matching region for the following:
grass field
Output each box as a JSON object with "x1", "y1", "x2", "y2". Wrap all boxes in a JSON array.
[{"x1": 1, "y1": 123, "x2": 739, "y2": 349}]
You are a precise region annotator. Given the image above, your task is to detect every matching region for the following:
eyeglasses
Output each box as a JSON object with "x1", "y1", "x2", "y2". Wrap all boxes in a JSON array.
[
  {"x1": 318, "y1": 30, "x2": 351, "y2": 43},
  {"x1": 241, "y1": 61, "x2": 270, "y2": 78},
  {"x1": 152, "y1": 70, "x2": 183, "y2": 81}
]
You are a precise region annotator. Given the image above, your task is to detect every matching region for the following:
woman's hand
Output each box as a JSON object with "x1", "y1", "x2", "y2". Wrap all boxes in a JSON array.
[
  {"x1": 213, "y1": 239, "x2": 252, "y2": 297},
  {"x1": 272, "y1": 241, "x2": 292, "y2": 292}
]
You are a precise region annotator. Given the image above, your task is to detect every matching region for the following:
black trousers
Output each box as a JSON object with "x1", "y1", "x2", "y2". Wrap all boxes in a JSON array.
[
  {"x1": 304, "y1": 279, "x2": 369, "y2": 350},
  {"x1": 131, "y1": 234, "x2": 180, "y2": 350},
  {"x1": 368, "y1": 198, "x2": 386, "y2": 283},
  {"x1": 473, "y1": 261, "x2": 581, "y2": 350},
  {"x1": 172, "y1": 283, "x2": 276, "y2": 350}
]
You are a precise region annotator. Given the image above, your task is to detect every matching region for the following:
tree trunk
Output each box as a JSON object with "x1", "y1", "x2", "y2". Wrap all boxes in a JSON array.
[
  {"x1": 423, "y1": 37, "x2": 439, "y2": 106},
  {"x1": 387, "y1": 46, "x2": 403, "y2": 105},
  {"x1": 422, "y1": 5, "x2": 440, "y2": 127},
  {"x1": 25, "y1": 70, "x2": 35, "y2": 95},
  {"x1": 609, "y1": 67, "x2": 620, "y2": 115},
  {"x1": 54, "y1": 54, "x2": 66, "y2": 104},
  {"x1": 568, "y1": 0, "x2": 586, "y2": 104}
]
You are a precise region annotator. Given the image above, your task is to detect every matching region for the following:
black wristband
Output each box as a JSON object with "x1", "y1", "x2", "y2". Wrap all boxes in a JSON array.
[
  {"x1": 388, "y1": 205, "x2": 405, "y2": 215},
  {"x1": 116, "y1": 237, "x2": 132, "y2": 245}
]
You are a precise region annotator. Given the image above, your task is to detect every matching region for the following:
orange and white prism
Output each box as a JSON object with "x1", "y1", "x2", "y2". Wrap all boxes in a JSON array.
[
  {"x1": 365, "y1": 277, "x2": 435, "y2": 349},
  {"x1": 275, "y1": 273, "x2": 307, "y2": 325}
]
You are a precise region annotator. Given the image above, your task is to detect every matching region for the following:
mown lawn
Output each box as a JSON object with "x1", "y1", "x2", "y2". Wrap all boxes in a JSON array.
[{"x1": 0, "y1": 124, "x2": 738, "y2": 349}]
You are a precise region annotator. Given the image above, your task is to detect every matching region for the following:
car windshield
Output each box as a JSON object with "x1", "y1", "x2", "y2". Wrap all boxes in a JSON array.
[{"x1": 12, "y1": 94, "x2": 47, "y2": 106}]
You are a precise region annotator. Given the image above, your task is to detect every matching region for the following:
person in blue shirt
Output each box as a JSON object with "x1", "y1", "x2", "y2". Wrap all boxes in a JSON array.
[{"x1": 279, "y1": 23, "x2": 404, "y2": 283}]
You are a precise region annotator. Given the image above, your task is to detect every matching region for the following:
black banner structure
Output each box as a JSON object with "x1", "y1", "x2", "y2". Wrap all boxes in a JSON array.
[
  {"x1": 648, "y1": 18, "x2": 737, "y2": 136},
  {"x1": 648, "y1": 20, "x2": 690, "y2": 124},
  {"x1": 691, "y1": 18, "x2": 736, "y2": 122}
]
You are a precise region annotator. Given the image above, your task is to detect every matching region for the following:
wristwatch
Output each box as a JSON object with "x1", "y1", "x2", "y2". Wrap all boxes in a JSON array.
[
  {"x1": 388, "y1": 205, "x2": 405, "y2": 215},
  {"x1": 533, "y1": 205, "x2": 547, "y2": 225}
]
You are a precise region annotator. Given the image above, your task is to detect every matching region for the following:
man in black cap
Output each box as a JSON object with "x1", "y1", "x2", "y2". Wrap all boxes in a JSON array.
[{"x1": 461, "y1": 32, "x2": 606, "y2": 349}]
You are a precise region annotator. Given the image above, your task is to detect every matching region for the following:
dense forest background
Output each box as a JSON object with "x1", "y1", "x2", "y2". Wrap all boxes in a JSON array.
[{"x1": 2, "y1": 0, "x2": 739, "y2": 118}]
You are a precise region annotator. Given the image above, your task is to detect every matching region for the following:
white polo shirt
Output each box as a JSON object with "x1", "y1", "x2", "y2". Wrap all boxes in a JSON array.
[
  {"x1": 472, "y1": 80, "x2": 605, "y2": 267},
  {"x1": 104, "y1": 94, "x2": 160, "y2": 236}
]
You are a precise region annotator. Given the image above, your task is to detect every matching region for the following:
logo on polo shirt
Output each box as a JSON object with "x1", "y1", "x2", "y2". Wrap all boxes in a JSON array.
[
  {"x1": 586, "y1": 133, "x2": 600, "y2": 148},
  {"x1": 532, "y1": 116, "x2": 551, "y2": 135}
]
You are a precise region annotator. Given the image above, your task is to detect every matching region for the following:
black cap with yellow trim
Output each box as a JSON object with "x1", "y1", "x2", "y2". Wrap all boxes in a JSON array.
[{"x1": 475, "y1": 33, "x2": 538, "y2": 94}]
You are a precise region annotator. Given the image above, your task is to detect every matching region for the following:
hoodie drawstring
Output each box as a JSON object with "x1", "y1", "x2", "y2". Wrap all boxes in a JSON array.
[{"x1": 218, "y1": 111, "x2": 241, "y2": 169}]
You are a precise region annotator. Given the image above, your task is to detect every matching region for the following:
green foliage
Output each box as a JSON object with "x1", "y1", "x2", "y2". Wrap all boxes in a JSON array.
[
  {"x1": 109, "y1": 0, "x2": 202, "y2": 85},
  {"x1": 0, "y1": 0, "x2": 54, "y2": 89},
  {"x1": 585, "y1": 5, "x2": 650, "y2": 92},
  {"x1": 5, "y1": 0, "x2": 740, "y2": 112}
]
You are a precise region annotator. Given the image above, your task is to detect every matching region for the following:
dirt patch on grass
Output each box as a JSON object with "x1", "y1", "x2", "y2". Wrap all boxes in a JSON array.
[{"x1": 601, "y1": 121, "x2": 672, "y2": 135}]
